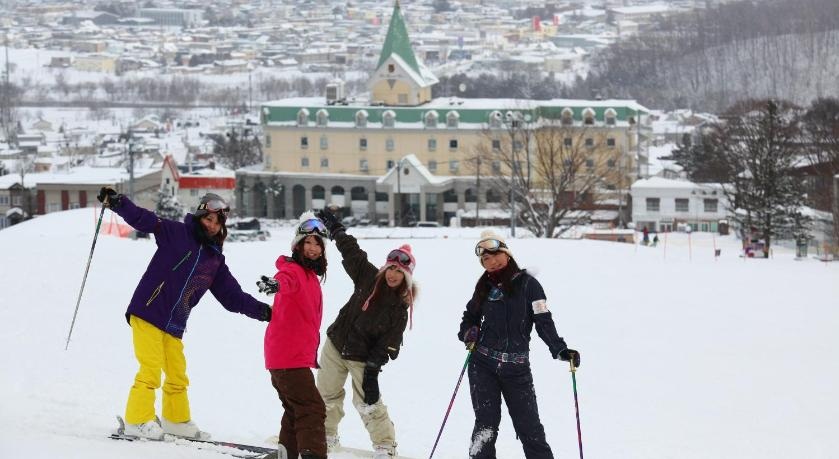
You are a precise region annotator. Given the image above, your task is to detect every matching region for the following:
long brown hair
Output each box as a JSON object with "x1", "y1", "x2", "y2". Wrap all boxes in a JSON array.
[{"x1": 292, "y1": 236, "x2": 328, "y2": 280}]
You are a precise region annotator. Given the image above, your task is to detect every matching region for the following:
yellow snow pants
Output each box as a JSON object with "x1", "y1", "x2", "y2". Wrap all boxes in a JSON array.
[{"x1": 124, "y1": 315, "x2": 191, "y2": 424}]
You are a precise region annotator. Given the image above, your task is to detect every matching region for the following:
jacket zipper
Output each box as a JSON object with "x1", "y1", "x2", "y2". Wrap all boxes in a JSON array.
[
  {"x1": 165, "y1": 245, "x2": 203, "y2": 331},
  {"x1": 172, "y1": 250, "x2": 192, "y2": 271},
  {"x1": 146, "y1": 281, "x2": 165, "y2": 306}
]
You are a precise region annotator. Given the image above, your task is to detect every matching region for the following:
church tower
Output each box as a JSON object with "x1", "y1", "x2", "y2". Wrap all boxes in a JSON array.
[{"x1": 369, "y1": 1, "x2": 438, "y2": 106}]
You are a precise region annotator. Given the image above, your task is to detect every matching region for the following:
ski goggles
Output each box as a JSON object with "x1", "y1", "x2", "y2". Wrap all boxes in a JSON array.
[
  {"x1": 386, "y1": 249, "x2": 412, "y2": 268},
  {"x1": 197, "y1": 199, "x2": 230, "y2": 217},
  {"x1": 475, "y1": 239, "x2": 507, "y2": 257},
  {"x1": 297, "y1": 218, "x2": 329, "y2": 238}
]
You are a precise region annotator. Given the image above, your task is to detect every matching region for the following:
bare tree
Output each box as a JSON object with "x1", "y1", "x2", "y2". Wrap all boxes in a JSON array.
[{"x1": 472, "y1": 115, "x2": 624, "y2": 237}]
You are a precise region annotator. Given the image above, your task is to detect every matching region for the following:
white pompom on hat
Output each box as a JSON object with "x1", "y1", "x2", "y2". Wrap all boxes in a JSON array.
[
  {"x1": 291, "y1": 210, "x2": 325, "y2": 252},
  {"x1": 476, "y1": 229, "x2": 514, "y2": 265}
]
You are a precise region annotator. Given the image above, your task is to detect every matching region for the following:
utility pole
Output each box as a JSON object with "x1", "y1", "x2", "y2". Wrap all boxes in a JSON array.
[
  {"x1": 475, "y1": 156, "x2": 480, "y2": 226},
  {"x1": 125, "y1": 128, "x2": 135, "y2": 199}
]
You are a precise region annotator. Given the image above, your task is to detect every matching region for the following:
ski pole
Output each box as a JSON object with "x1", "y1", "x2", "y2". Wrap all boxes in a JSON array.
[
  {"x1": 429, "y1": 346, "x2": 474, "y2": 459},
  {"x1": 569, "y1": 355, "x2": 584, "y2": 459},
  {"x1": 65, "y1": 202, "x2": 108, "y2": 350}
]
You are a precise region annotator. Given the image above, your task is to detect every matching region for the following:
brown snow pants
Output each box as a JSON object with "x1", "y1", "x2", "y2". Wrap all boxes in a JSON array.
[{"x1": 269, "y1": 368, "x2": 327, "y2": 458}]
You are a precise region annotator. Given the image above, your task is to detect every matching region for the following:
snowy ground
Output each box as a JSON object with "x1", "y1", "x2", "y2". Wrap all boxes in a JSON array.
[{"x1": 1, "y1": 208, "x2": 837, "y2": 459}]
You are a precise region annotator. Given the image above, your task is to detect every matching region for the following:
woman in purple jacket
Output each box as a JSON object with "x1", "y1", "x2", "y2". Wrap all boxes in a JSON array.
[{"x1": 98, "y1": 187, "x2": 271, "y2": 441}]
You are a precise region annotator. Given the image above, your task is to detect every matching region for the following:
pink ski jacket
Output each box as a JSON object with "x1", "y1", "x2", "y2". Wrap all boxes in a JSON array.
[{"x1": 264, "y1": 255, "x2": 323, "y2": 369}]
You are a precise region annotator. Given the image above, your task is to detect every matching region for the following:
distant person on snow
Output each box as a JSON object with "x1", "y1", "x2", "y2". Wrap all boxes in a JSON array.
[
  {"x1": 258, "y1": 212, "x2": 329, "y2": 459},
  {"x1": 97, "y1": 188, "x2": 271, "y2": 441},
  {"x1": 312, "y1": 207, "x2": 417, "y2": 459},
  {"x1": 642, "y1": 226, "x2": 650, "y2": 246},
  {"x1": 459, "y1": 230, "x2": 580, "y2": 459}
]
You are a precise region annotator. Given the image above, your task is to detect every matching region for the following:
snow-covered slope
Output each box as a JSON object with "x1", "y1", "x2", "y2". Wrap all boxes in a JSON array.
[{"x1": 1, "y1": 208, "x2": 837, "y2": 458}]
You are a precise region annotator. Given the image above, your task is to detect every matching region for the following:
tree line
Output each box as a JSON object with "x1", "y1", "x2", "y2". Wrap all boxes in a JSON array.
[{"x1": 671, "y1": 98, "x2": 839, "y2": 253}]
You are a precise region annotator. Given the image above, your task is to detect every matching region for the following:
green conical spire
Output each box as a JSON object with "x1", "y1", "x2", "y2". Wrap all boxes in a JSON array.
[{"x1": 377, "y1": 1, "x2": 420, "y2": 75}]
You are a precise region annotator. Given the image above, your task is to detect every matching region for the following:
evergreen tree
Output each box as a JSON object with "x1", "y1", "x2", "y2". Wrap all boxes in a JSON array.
[{"x1": 154, "y1": 190, "x2": 185, "y2": 221}]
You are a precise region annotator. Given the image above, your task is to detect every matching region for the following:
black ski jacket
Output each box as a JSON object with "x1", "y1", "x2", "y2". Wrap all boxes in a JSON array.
[
  {"x1": 458, "y1": 270, "x2": 567, "y2": 357},
  {"x1": 325, "y1": 231, "x2": 410, "y2": 367}
]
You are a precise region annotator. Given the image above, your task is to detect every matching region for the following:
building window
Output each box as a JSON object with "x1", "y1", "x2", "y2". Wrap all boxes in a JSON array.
[
  {"x1": 48, "y1": 203, "x2": 60, "y2": 213},
  {"x1": 583, "y1": 108, "x2": 595, "y2": 125},
  {"x1": 585, "y1": 159, "x2": 594, "y2": 170},
  {"x1": 492, "y1": 139, "x2": 501, "y2": 150},
  {"x1": 512, "y1": 140, "x2": 522, "y2": 151},
  {"x1": 355, "y1": 110, "x2": 368, "y2": 127},
  {"x1": 646, "y1": 198, "x2": 660, "y2": 212},
  {"x1": 386, "y1": 138, "x2": 395, "y2": 151},
  {"x1": 675, "y1": 198, "x2": 689, "y2": 212},
  {"x1": 564, "y1": 137, "x2": 572, "y2": 147},
  {"x1": 425, "y1": 111, "x2": 438, "y2": 128},
  {"x1": 492, "y1": 161, "x2": 501, "y2": 173},
  {"x1": 561, "y1": 108, "x2": 573, "y2": 125},
  {"x1": 607, "y1": 138, "x2": 616, "y2": 147},
  {"x1": 320, "y1": 136, "x2": 328, "y2": 150},
  {"x1": 585, "y1": 138, "x2": 594, "y2": 147},
  {"x1": 316, "y1": 109, "x2": 329, "y2": 127},
  {"x1": 387, "y1": 159, "x2": 395, "y2": 169},
  {"x1": 265, "y1": 134, "x2": 271, "y2": 147},
  {"x1": 0, "y1": 195, "x2": 8, "y2": 205},
  {"x1": 428, "y1": 160, "x2": 437, "y2": 172},
  {"x1": 388, "y1": 63, "x2": 395, "y2": 73},
  {"x1": 489, "y1": 111, "x2": 502, "y2": 128},
  {"x1": 449, "y1": 139, "x2": 458, "y2": 150},
  {"x1": 446, "y1": 111, "x2": 459, "y2": 128},
  {"x1": 320, "y1": 157, "x2": 329, "y2": 168},
  {"x1": 398, "y1": 93, "x2": 408, "y2": 104},
  {"x1": 605, "y1": 108, "x2": 617, "y2": 125},
  {"x1": 704, "y1": 198, "x2": 718, "y2": 213},
  {"x1": 449, "y1": 160, "x2": 459, "y2": 173},
  {"x1": 297, "y1": 108, "x2": 309, "y2": 126},
  {"x1": 383, "y1": 110, "x2": 396, "y2": 128},
  {"x1": 301, "y1": 157, "x2": 310, "y2": 167},
  {"x1": 190, "y1": 189, "x2": 199, "y2": 196},
  {"x1": 428, "y1": 138, "x2": 437, "y2": 151},
  {"x1": 359, "y1": 138, "x2": 368, "y2": 150},
  {"x1": 300, "y1": 136, "x2": 308, "y2": 149},
  {"x1": 607, "y1": 159, "x2": 616, "y2": 168},
  {"x1": 11, "y1": 196, "x2": 20, "y2": 206}
]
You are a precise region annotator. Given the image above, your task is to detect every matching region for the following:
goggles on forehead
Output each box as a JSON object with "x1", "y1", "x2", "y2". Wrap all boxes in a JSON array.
[
  {"x1": 475, "y1": 239, "x2": 507, "y2": 257},
  {"x1": 297, "y1": 218, "x2": 329, "y2": 238},
  {"x1": 197, "y1": 199, "x2": 230, "y2": 217},
  {"x1": 386, "y1": 249, "x2": 412, "y2": 268}
]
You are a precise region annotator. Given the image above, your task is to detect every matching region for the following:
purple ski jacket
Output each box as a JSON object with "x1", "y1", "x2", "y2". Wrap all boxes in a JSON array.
[{"x1": 114, "y1": 197, "x2": 267, "y2": 338}]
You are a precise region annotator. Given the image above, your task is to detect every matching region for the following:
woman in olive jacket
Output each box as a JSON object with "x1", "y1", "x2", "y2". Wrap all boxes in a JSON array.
[{"x1": 314, "y1": 208, "x2": 417, "y2": 459}]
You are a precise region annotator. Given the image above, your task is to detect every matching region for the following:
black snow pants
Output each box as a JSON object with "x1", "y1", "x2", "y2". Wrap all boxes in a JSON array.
[{"x1": 467, "y1": 352, "x2": 553, "y2": 459}]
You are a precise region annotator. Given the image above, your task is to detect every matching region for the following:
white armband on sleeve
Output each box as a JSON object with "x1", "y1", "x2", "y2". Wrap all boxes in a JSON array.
[{"x1": 532, "y1": 299, "x2": 549, "y2": 314}]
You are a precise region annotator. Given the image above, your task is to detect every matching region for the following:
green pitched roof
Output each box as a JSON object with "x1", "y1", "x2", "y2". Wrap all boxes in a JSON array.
[{"x1": 377, "y1": 1, "x2": 420, "y2": 75}]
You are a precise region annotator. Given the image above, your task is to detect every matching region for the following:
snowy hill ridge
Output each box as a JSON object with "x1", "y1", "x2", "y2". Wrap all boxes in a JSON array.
[{"x1": 1, "y1": 209, "x2": 837, "y2": 459}]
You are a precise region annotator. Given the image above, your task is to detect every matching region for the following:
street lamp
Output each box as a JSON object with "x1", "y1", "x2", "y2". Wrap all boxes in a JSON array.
[{"x1": 395, "y1": 157, "x2": 407, "y2": 226}]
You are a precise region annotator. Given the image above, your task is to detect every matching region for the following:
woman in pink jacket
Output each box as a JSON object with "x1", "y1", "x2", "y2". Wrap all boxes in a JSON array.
[{"x1": 263, "y1": 212, "x2": 329, "y2": 459}]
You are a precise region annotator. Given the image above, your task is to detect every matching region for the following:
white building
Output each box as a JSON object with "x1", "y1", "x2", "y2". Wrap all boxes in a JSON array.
[{"x1": 631, "y1": 177, "x2": 728, "y2": 233}]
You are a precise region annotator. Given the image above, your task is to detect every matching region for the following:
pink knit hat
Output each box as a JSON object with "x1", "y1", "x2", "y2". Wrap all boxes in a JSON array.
[{"x1": 362, "y1": 244, "x2": 417, "y2": 328}]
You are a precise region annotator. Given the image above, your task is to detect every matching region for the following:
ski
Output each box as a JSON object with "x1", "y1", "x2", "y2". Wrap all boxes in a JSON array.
[
  {"x1": 111, "y1": 415, "x2": 276, "y2": 458},
  {"x1": 109, "y1": 433, "x2": 276, "y2": 458}
]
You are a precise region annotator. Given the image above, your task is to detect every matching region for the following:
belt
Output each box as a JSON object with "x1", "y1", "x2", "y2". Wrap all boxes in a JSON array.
[{"x1": 476, "y1": 345, "x2": 529, "y2": 364}]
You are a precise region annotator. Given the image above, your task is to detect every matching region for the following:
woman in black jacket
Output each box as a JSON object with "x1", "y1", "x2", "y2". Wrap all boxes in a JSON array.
[
  {"x1": 459, "y1": 230, "x2": 580, "y2": 459},
  {"x1": 314, "y1": 208, "x2": 417, "y2": 459}
]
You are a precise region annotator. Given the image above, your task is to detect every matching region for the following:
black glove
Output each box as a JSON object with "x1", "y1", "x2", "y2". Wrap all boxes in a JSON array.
[
  {"x1": 97, "y1": 186, "x2": 122, "y2": 209},
  {"x1": 362, "y1": 362, "x2": 381, "y2": 405},
  {"x1": 256, "y1": 275, "x2": 279, "y2": 295},
  {"x1": 261, "y1": 302, "x2": 272, "y2": 322},
  {"x1": 315, "y1": 208, "x2": 344, "y2": 239},
  {"x1": 559, "y1": 348, "x2": 581, "y2": 368},
  {"x1": 462, "y1": 325, "x2": 479, "y2": 350}
]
